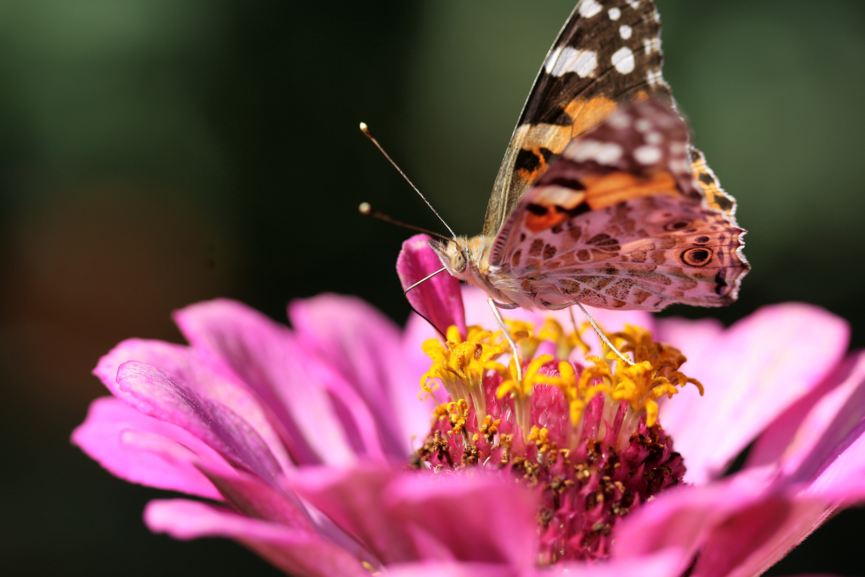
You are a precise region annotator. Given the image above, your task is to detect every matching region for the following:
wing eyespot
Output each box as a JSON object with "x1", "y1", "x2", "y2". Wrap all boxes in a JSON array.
[
  {"x1": 681, "y1": 247, "x2": 712, "y2": 267},
  {"x1": 664, "y1": 220, "x2": 690, "y2": 232}
]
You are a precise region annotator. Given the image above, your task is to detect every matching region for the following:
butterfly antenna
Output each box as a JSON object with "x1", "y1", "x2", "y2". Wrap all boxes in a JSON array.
[
  {"x1": 358, "y1": 202, "x2": 450, "y2": 241},
  {"x1": 403, "y1": 266, "x2": 448, "y2": 293},
  {"x1": 359, "y1": 122, "x2": 457, "y2": 239}
]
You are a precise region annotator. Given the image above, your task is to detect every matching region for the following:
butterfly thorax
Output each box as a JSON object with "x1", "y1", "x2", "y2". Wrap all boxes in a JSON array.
[{"x1": 430, "y1": 235, "x2": 519, "y2": 308}]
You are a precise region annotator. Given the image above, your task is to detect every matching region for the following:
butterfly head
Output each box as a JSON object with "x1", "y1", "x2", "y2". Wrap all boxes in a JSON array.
[
  {"x1": 430, "y1": 234, "x2": 502, "y2": 285},
  {"x1": 430, "y1": 237, "x2": 472, "y2": 279}
]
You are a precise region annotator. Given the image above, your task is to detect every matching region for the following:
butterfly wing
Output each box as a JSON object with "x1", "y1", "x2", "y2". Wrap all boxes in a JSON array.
[
  {"x1": 488, "y1": 99, "x2": 749, "y2": 311},
  {"x1": 484, "y1": 0, "x2": 671, "y2": 237}
]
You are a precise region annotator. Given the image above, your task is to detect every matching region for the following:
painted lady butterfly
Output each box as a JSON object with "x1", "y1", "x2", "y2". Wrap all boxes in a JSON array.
[{"x1": 429, "y1": 0, "x2": 749, "y2": 312}]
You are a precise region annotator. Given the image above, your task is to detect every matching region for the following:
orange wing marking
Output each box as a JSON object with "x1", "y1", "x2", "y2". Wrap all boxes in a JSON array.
[{"x1": 584, "y1": 170, "x2": 678, "y2": 210}]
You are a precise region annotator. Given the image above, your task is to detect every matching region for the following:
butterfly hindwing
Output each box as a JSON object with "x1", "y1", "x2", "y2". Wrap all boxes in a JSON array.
[
  {"x1": 488, "y1": 99, "x2": 749, "y2": 311},
  {"x1": 690, "y1": 146, "x2": 738, "y2": 216},
  {"x1": 484, "y1": 0, "x2": 671, "y2": 237}
]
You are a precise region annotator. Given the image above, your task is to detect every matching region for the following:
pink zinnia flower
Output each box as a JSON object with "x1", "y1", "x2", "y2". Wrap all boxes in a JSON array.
[{"x1": 73, "y1": 234, "x2": 865, "y2": 577}]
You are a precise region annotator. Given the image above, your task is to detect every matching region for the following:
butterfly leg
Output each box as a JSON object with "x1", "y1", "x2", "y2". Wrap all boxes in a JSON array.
[
  {"x1": 487, "y1": 297, "x2": 523, "y2": 383},
  {"x1": 573, "y1": 303, "x2": 635, "y2": 366}
]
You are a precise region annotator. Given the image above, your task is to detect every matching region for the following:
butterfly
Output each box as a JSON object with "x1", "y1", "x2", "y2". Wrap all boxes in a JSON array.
[{"x1": 429, "y1": 0, "x2": 749, "y2": 312}]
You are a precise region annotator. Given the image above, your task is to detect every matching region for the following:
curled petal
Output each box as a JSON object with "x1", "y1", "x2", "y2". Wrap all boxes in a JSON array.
[
  {"x1": 71, "y1": 397, "x2": 223, "y2": 499},
  {"x1": 175, "y1": 299, "x2": 365, "y2": 465},
  {"x1": 116, "y1": 360, "x2": 283, "y2": 484},
  {"x1": 397, "y1": 234, "x2": 465, "y2": 337}
]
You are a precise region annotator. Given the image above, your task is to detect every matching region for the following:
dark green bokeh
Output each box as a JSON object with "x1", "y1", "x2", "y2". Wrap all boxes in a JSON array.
[{"x1": 1, "y1": 1, "x2": 863, "y2": 575}]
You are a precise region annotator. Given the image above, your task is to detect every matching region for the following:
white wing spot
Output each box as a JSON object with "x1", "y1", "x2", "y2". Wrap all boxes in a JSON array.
[
  {"x1": 544, "y1": 46, "x2": 598, "y2": 78},
  {"x1": 612, "y1": 46, "x2": 636, "y2": 74},
  {"x1": 645, "y1": 131, "x2": 662, "y2": 144},
  {"x1": 643, "y1": 38, "x2": 661, "y2": 55},
  {"x1": 635, "y1": 119, "x2": 651, "y2": 132},
  {"x1": 579, "y1": 0, "x2": 603, "y2": 18},
  {"x1": 647, "y1": 68, "x2": 665, "y2": 87},
  {"x1": 569, "y1": 140, "x2": 623, "y2": 164},
  {"x1": 670, "y1": 159, "x2": 690, "y2": 173},
  {"x1": 608, "y1": 7, "x2": 621, "y2": 20},
  {"x1": 626, "y1": 0, "x2": 641, "y2": 8},
  {"x1": 634, "y1": 145, "x2": 662, "y2": 165},
  {"x1": 619, "y1": 25, "x2": 633, "y2": 39},
  {"x1": 607, "y1": 111, "x2": 631, "y2": 129}
]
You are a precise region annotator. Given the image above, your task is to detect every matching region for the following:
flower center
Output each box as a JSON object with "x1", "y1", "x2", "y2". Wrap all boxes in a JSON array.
[{"x1": 412, "y1": 319, "x2": 701, "y2": 563}]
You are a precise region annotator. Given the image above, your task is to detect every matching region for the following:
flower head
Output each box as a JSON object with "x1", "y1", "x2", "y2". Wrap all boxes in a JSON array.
[
  {"x1": 72, "y1": 235, "x2": 865, "y2": 577},
  {"x1": 413, "y1": 315, "x2": 693, "y2": 563}
]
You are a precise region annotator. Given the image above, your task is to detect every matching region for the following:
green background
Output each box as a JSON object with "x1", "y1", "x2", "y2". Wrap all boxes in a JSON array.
[{"x1": 1, "y1": 1, "x2": 863, "y2": 575}]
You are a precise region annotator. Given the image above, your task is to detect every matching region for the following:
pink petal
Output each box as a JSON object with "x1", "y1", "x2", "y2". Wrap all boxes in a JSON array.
[
  {"x1": 71, "y1": 397, "x2": 223, "y2": 498},
  {"x1": 175, "y1": 299, "x2": 366, "y2": 465},
  {"x1": 384, "y1": 563, "x2": 518, "y2": 577},
  {"x1": 546, "y1": 549, "x2": 689, "y2": 577},
  {"x1": 750, "y1": 351, "x2": 865, "y2": 486},
  {"x1": 288, "y1": 465, "x2": 422, "y2": 564},
  {"x1": 288, "y1": 294, "x2": 420, "y2": 457},
  {"x1": 198, "y1": 465, "x2": 314, "y2": 531},
  {"x1": 655, "y1": 317, "x2": 726, "y2": 428},
  {"x1": 655, "y1": 317, "x2": 725, "y2": 376},
  {"x1": 689, "y1": 498, "x2": 830, "y2": 577},
  {"x1": 144, "y1": 499, "x2": 370, "y2": 577},
  {"x1": 397, "y1": 234, "x2": 465, "y2": 337},
  {"x1": 614, "y1": 474, "x2": 833, "y2": 577},
  {"x1": 116, "y1": 360, "x2": 283, "y2": 484},
  {"x1": 614, "y1": 481, "x2": 742, "y2": 560},
  {"x1": 658, "y1": 303, "x2": 849, "y2": 483},
  {"x1": 385, "y1": 471, "x2": 539, "y2": 571},
  {"x1": 807, "y1": 432, "x2": 865, "y2": 505},
  {"x1": 94, "y1": 337, "x2": 292, "y2": 472},
  {"x1": 383, "y1": 551, "x2": 691, "y2": 577},
  {"x1": 398, "y1": 315, "x2": 452, "y2": 441}
]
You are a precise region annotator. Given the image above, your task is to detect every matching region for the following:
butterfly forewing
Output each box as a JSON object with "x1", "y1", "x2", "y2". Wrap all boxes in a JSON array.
[
  {"x1": 419, "y1": 0, "x2": 749, "y2": 313},
  {"x1": 484, "y1": 0, "x2": 671, "y2": 237}
]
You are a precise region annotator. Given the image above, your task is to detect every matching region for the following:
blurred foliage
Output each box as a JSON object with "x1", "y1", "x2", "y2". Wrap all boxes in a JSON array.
[{"x1": 1, "y1": 1, "x2": 863, "y2": 575}]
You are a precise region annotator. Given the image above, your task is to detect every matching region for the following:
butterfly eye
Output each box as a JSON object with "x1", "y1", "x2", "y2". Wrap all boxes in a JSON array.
[
  {"x1": 453, "y1": 249, "x2": 468, "y2": 273},
  {"x1": 681, "y1": 247, "x2": 713, "y2": 267}
]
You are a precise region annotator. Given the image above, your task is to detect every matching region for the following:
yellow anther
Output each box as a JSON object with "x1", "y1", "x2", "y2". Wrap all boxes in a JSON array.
[
  {"x1": 420, "y1": 319, "x2": 701, "y2": 436},
  {"x1": 497, "y1": 354, "x2": 554, "y2": 400},
  {"x1": 538, "y1": 317, "x2": 592, "y2": 358},
  {"x1": 504, "y1": 319, "x2": 534, "y2": 340},
  {"x1": 528, "y1": 425, "x2": 550, "y2": 444},
  {"x1": 421, "y1": 325, "x2": 509, "y2": 422},
  {"x1": 444, "y1": 399, "x2": 469, "y2": 434},
  {"x1": 500, "y1": 318, "x2": 541, "y2": 360},
  {"x1": 479, "y1": 415, "x2": 500, "y2": 434},
  {"x1": 445, "y1": 325, "x2": 463, "y2": 346}
]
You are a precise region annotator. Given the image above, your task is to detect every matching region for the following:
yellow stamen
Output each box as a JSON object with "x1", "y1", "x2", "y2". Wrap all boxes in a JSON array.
[
  {"x1": 420, "y1": 319, "x2": 701, "y2": 436},
  {"x1": 538, "y1": 317, "x2": 592, "y2": 359},
  {"x1": 421, "y1": 325, "x2": 508, "y2": 420}
]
